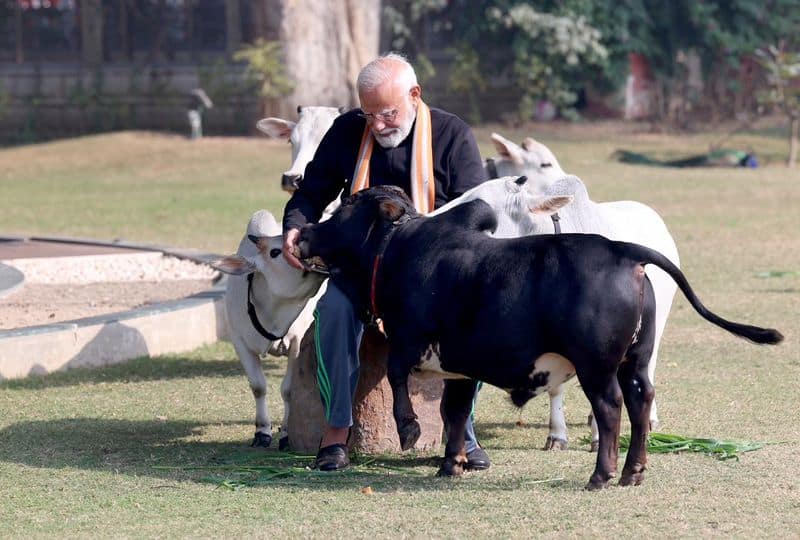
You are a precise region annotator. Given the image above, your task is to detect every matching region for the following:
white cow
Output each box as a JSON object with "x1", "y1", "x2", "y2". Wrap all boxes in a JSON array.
[
  {"x1": 257, "y1": 106, "x2": 343, "y2": 192},
  {"x1": 215, "y1": 106, "x2": 341, "y2": 449},
  {"x1": 215, "y1": 210, "x2": 327, "y2": 449},
  {"x1": 488, "y1": 133, "x2": 680, "y2": 448}
]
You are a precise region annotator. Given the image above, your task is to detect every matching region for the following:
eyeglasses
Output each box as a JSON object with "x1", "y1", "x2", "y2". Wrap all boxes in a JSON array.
[{"x1": 358, "y1": 109, "x2": 399, "y2": 123}]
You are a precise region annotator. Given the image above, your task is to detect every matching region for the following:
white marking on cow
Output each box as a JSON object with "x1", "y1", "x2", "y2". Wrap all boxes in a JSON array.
[
  {"x1": 411, "y1": 343, "x2": 467, "y2": 379},
  {"x1": 527, "y1": 353, "x2": 576, "y2": 395}
]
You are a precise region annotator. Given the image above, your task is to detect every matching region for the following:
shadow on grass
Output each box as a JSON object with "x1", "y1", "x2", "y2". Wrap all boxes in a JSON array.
[
  {"x1": 0, "y1": 417, "x2": 573, "y2": 492},
  {"x1": 0, "y1": 353, "x2": 287, "y2": 390}
]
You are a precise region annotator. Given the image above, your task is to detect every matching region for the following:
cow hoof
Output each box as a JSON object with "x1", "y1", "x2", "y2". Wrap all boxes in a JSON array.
[
  {"x1": 251, "y1": 432, "x2": 272, "y2": 448},
  {"x1": 589, "y1": 440, "x2": 599, "y2": 452},
  {"x1": 620, "y1": 464, "x2": 646, "y2": 486},
  {"x1": 398, "y1": 420, "x2": 421, "y2": 451},
  {"x1": 585, "y1": 471, "x2": 614, "y2": 491},
  {"x1": 584, "y1": 479, "x2": 609, "y2": 491},
  {"x1": 437, "y1": 457, "x2": 466, "y2": 477},
  {"x1": 619, "y1": 472, "x2": 645, "y2": 487},
  {"x1": 543, "y1": 436, "x2": 568, "y2": 451},
  {"x1": 278, "y1": 436, "x2": 289, "y2": 451}
]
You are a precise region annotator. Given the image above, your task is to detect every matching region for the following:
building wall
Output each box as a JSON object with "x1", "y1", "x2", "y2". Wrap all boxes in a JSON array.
[{"x1": 0, "y1": 62, "x2": 259, "y2": 143}]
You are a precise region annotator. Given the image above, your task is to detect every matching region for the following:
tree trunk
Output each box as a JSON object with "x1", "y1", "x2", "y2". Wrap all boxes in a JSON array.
[
  {"x1": 789, "y1": 117, "x2": 799, "y2": 168},
  {"x1": 266, "y1": 0, "x2": 381, "y2": 118},
  {"x1": 287, "y1": 324, "x2": 444, "y2": 454}
]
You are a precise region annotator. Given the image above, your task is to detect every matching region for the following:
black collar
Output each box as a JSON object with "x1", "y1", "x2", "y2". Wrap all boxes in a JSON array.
[
  {"x1": 246, "y1": 273, "x2": 285, "y2": 342},
  {"x1": 368, "y1": 214, "x2": 414, "y2": 323}
]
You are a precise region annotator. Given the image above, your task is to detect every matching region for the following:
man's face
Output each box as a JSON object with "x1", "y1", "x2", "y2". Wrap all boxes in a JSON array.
[{"x1": 359, "y1": 80, "x2": 419, "y2": 148}]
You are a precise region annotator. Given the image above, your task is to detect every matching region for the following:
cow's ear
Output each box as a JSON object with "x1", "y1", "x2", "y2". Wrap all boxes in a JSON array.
[
  {"x1": 379, "y1": 200, "x2": 406, "y2": 222},
  {"x1": 491, "y1": 132, "x2": 525, "y2": 165},
  {"x1": 210, "y1": 255, "x2": 257, "y2": 275},
  {"x1": 247, "y1": 234, "x2": 272, "y2": 252},
  {"x1": 256, "y1": 118, "x2": 295, "y2": 139},
  {"x1": 521, "y1": 137, "x2": 538, "y2": 151},
  {"x1": 529, "y1": 195, "x2": 573, "y2": 216}
]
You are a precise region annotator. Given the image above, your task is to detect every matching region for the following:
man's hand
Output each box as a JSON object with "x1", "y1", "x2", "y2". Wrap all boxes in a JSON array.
[{"x1": 283, "y1": 228, "x2": 304, "y2": 270}]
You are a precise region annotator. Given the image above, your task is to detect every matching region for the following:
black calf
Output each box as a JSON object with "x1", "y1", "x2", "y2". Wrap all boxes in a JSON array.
[{"x1": 298, "y1": 185, "x2": 782, "y2": 489}]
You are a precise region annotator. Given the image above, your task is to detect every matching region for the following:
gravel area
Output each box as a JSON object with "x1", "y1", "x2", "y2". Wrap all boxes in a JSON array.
[{"x1": 0, "y1": 254, "x2": 221, "y2": 330}]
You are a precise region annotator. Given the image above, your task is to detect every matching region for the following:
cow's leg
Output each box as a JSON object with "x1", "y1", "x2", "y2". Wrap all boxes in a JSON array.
[
  {"x1": 277, "y1": 335, "x2": 301, "y2": 450},
  {"x1": 438, "y1": 379, "x2": 479, "y2": 477},
  {"x1": 232, "y1": 338, "x2": 272, "y2": 447},
  {"x1": 617, "y1": 356, "x2": 655, "y2": 487},
  {"x1": 387, "y1": 348, "x2": 420, "y2": 451},
  {"x1": 544, "y1": 383, "x2": 569, "y2": 450},
  {"x1": 648, "y1": 266, "x2": 678, "y2": 431},
  {"x1": 647, "y1": 324, "x2": 666, "y2": 431},
  {"x1": 619, "y1": 312, "x2": 657, "y2": 486},
  {"x1": 580, "y1": 372, "x2": 623, "y2": 490}
]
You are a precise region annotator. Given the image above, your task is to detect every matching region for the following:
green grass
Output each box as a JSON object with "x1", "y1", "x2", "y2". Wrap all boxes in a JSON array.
[{"x1": 1, "y1": 125, "x2": 799, "y2": 538}]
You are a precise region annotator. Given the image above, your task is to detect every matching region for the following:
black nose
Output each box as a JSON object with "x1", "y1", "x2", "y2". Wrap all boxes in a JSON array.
[{"x1": 281, "y1": 173, "x2": 302, "y2": 192}]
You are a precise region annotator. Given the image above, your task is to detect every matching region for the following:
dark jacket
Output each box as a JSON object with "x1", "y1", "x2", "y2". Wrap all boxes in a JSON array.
[{"x1": 282, "y1": 107, "x2": 487, "y2": 233}]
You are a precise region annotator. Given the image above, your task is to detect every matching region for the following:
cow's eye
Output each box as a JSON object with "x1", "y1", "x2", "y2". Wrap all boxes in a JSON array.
[
  {"x1": 269, "y1": 248, "x2": 282, "y2": 258},
  {"x1": 541, "y1": 162, "x2": 553, "y2": 168}
]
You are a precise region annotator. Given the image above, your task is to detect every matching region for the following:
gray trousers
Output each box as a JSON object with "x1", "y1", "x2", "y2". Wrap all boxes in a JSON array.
[{"x1": 313, "y1": 281, "x2": 480, "y2": 452}]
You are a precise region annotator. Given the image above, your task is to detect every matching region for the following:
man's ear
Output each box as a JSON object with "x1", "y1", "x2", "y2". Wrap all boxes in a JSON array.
[
  {"x1": 409, "y1": 85, "x2": 422, "y2": 103},
  {"x1": 379, "y1": 201, "x2": 406, "y2": 222}
]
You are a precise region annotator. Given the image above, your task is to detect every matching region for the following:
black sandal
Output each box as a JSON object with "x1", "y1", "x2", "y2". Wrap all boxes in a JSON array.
[{"x1": 314, "y1": 443, "x2": 350, "y2": 471}]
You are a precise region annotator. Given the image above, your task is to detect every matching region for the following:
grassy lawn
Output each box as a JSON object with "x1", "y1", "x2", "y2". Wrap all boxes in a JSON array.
[{"x1": 1, "y1": 124, "x2": 799, "y2": 538}]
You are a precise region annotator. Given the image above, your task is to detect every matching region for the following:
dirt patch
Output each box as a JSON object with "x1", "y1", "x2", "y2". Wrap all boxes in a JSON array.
[{"x1": 0, "y1": 279, "x2": 217, "y2": 330}]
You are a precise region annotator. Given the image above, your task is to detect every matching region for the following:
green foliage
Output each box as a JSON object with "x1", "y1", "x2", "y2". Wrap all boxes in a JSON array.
[
  {"x1": 233, "y1": 39, "x2": 294, "y2": 99},
  {"x1": 582, "y1": 432, "x2": 767, "y2": 461},
  {"x1": 383, "y1": 0, "x2": 800, "y2": 122},
  {"x1": 755, "y1": 45, "x2": 800, "y2": 118},
  {"x1": 755, "y1": 44, "x2": 800, "y2": 166},
  {"x1": 198, "y1": 59, "x2": 247, "y2": 103},
  {"x1": 446, "y1": 45, "x2": 486, "y2": 124},
  {"x1": 493, "y1": 5, "x2": 608, "y2": 118}
]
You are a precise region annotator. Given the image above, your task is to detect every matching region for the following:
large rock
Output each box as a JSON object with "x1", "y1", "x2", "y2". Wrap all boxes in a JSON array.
[{"x1": 287, "y1": 323, "x2": 443, "y2": 454}]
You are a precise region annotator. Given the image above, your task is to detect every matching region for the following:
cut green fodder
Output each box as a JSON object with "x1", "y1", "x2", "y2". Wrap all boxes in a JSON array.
[
  {"x1": 580, "y1": 432, "x2": 765, "y2": 461},
  {"x1": 154, "y1": 449, "x2": 429, "y2": 490}
]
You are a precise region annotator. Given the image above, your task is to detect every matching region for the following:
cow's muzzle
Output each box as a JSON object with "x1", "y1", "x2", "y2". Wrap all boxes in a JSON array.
[
  {"x1": 296, "y1": 238, "x2": 330, "y2": 275},
  {"x1": 281, "y1": 173, "x2": 302, "y2": 192}
]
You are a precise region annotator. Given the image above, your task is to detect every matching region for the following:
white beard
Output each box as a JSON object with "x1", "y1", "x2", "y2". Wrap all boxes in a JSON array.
[{"x1": 373, "y1": 108, "x2": 417, "y2": 149}]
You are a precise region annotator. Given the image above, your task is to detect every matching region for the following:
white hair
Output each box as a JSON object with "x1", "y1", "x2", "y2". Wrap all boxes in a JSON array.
[{"x1": 357, "y1": 52, "x2": 418, "y2": 93}]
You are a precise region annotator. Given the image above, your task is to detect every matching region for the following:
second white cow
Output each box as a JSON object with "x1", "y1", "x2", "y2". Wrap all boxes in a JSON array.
[{"x1": 488, "y1": 133, "x2": 680, "y2": 446}]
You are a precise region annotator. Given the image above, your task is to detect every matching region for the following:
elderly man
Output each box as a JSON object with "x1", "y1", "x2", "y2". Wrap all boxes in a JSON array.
[{"x1": 282, "y1": 53, "x2": 489, "y2": 471}]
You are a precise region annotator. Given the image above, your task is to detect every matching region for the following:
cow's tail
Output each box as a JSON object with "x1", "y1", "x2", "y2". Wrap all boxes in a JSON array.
[{"x1": 617, "y1": 241, "x2": 784, "y2": 345}]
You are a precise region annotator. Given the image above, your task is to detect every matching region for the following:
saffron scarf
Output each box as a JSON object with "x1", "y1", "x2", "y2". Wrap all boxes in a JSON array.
[{"x1": 350, "y1": 100, "x2": 435, "y2": 214}]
